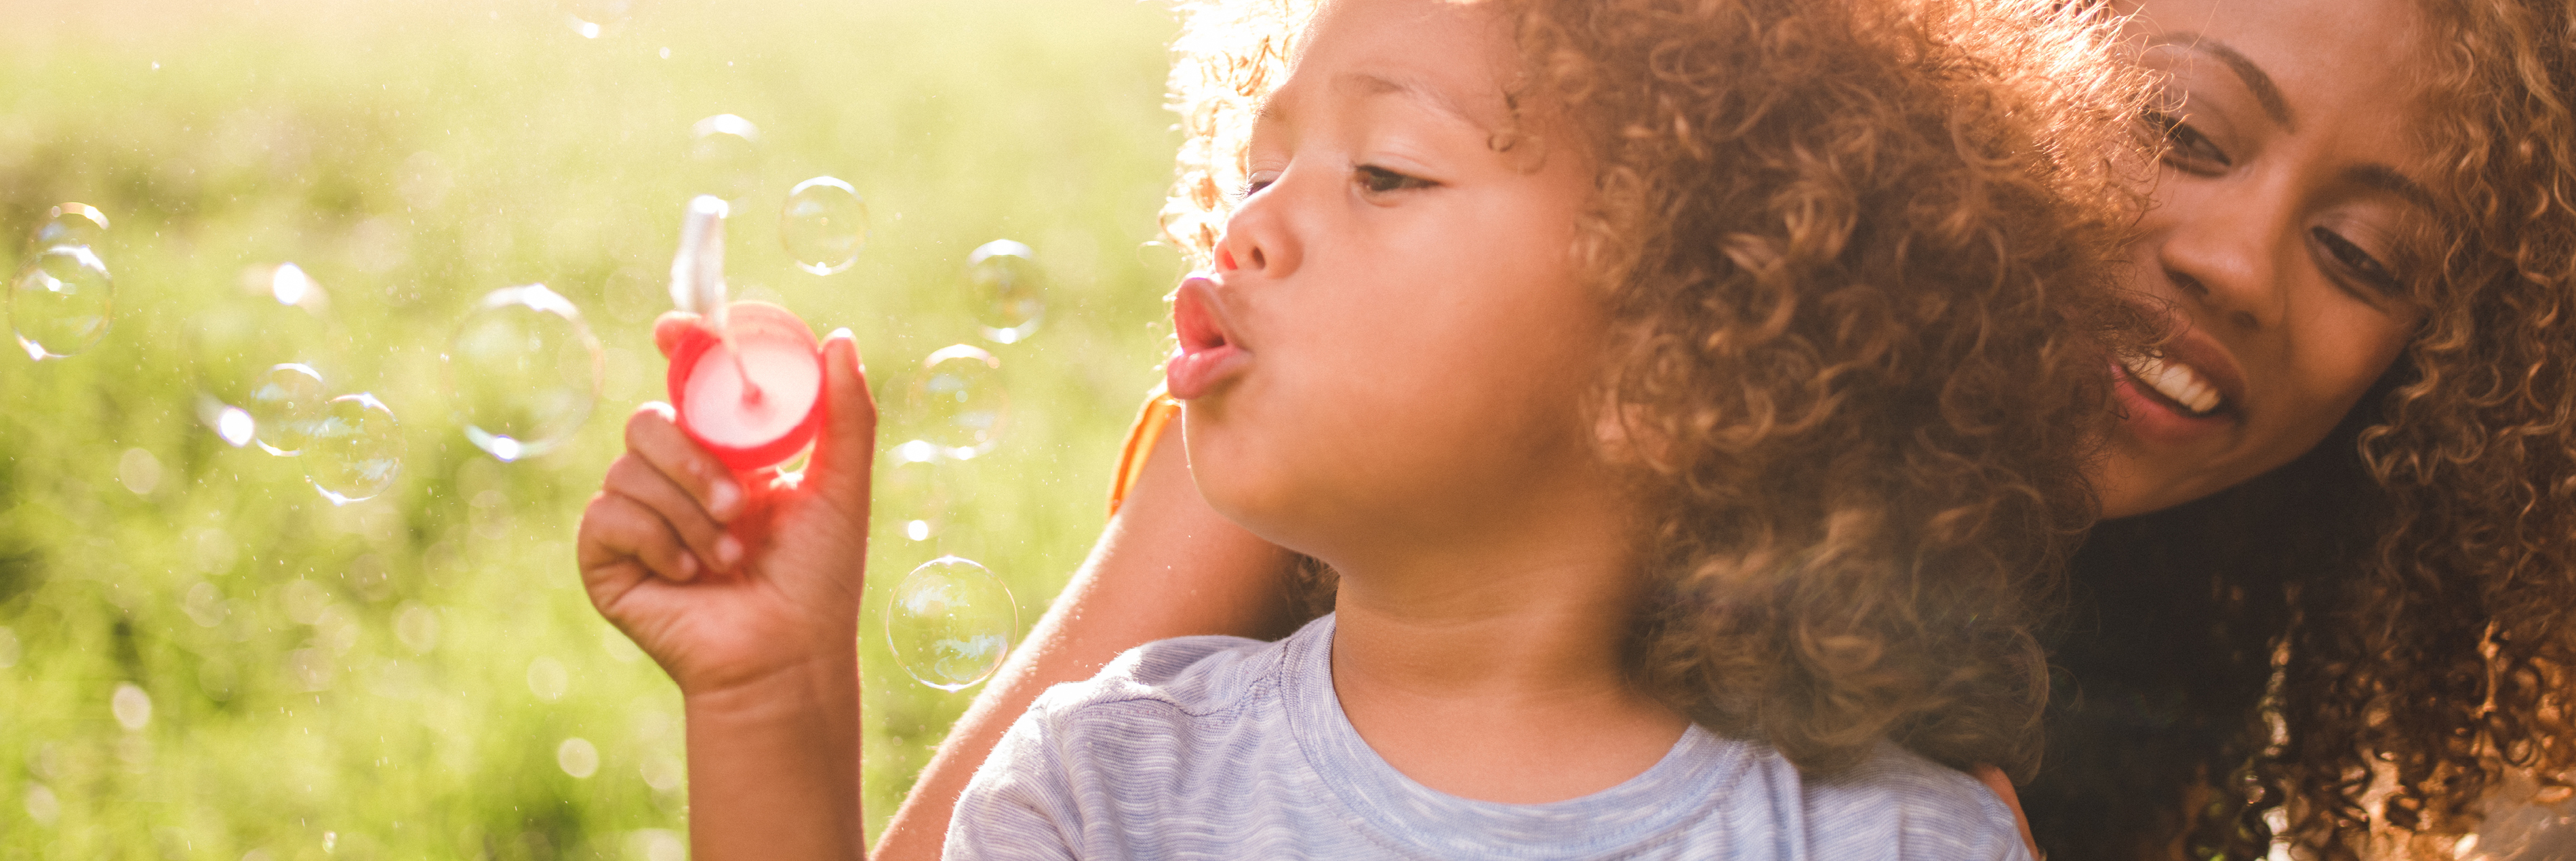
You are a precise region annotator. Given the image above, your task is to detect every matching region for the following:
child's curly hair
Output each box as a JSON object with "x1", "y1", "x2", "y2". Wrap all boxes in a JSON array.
[{"x1": 1161, "y1": 0, "x2": 2153, "y2": 778}]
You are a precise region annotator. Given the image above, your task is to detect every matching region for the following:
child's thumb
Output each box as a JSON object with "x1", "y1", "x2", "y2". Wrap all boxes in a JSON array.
[{"x1": 809, "y1": 328, "x2": 877, "y2": 508}]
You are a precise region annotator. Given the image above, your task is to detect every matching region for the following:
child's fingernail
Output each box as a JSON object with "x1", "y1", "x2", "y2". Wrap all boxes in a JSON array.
[
  {"x1": 709, "y1": 480, "x2": 740, "y2": 519},
  {"x1": 717, "y1": 536, "x2": 744, "y2": 568},
  {"x1": 677, "y1": 553, "x2": 700, "y2": 580}
]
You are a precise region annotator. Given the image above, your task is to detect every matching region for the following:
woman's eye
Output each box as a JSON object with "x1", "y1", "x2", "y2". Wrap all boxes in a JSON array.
[
  {"x1": 1356, "y1": 165, "x2": 1434, "y2": 195},
  {"x1": 2310, "y1": 226, "x2": 2405, "y2": 297},
  {"x1": 2141, "y1": 108, "x2": 2231, "y2": 172}
]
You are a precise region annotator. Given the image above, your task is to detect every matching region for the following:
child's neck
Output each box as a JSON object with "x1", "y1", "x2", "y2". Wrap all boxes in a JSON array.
[{"x1": 1320, "y1": 486, "x2": 1692, "y2": 805}]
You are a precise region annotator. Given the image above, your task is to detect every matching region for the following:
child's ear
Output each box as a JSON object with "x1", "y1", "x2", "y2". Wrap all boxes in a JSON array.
[{"x1": 1590, "y1": 391, "x2": 1673, "y2": 471}]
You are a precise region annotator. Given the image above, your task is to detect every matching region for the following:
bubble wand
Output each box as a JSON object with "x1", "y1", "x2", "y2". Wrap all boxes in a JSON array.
[{"x1": 670, "y1": 195, "x2": 762, "y2": 403}]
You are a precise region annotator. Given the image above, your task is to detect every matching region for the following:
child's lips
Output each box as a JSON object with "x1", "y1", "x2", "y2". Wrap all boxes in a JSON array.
[{"x1": 1167, "y1": 276, "x2": 1251, "y2": 401}]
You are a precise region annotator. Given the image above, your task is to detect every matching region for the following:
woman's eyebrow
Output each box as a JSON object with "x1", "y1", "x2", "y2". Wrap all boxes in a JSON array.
[
  {"x1": 2347, "y1": 163, "x2": 2437, "y2": 214},
  {"x1": 2148, "y1": 32, "x2": 2294, "y2": 132}
]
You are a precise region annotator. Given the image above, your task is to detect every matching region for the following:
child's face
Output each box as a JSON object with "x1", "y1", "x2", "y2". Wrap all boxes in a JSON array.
[{"x1": 1169, "y1": 0, "x2": 1613, "y2": 561}]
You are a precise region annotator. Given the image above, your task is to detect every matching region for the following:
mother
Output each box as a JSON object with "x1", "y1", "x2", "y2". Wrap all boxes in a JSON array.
[{"x1": 877, "y1": 0, "x2": 2576, "y2": 858}]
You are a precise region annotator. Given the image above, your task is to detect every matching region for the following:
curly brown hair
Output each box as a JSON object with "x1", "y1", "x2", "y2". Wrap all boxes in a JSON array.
[
  {"x1": 2023, "y1": 1, "x2": 2576, "y2": 858},
  {"x1": 1162, "y1": 0, "x2": 2156, "y2": 778}
]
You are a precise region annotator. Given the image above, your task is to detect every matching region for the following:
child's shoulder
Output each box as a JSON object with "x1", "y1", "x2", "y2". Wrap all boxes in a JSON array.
[
  {"x1": 1025, "y1": 620, "x2": 1311, "y2": 726},
  {"x1": 1768, "y1": 741, "x2": 2030, "y2": 859}
]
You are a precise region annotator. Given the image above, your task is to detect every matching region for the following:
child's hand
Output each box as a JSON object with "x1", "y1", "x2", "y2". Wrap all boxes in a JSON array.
[{"x1": 575, "y1": 313, "x2": 877, "y2": 699}]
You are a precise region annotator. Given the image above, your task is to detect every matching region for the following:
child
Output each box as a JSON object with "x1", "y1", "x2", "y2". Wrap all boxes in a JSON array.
[{"x1": 574, "y1": 0, "x2": 2148, "y2": 857}]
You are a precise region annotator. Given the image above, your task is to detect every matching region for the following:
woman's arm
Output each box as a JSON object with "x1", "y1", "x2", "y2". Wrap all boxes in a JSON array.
[{"x1": 870, "y1": 422, "x2": 1307, "y2": 858}]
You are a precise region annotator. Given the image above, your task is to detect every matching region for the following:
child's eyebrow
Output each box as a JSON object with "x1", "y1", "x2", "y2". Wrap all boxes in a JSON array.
[{"x1": 1253, "y1": 71, "x2": 1491, "y2": 134}]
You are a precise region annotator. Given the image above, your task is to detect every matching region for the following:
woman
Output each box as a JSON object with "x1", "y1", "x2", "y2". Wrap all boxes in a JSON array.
[{"x1": 875, "y1": 0, "x2": 2576, "y2": 858}]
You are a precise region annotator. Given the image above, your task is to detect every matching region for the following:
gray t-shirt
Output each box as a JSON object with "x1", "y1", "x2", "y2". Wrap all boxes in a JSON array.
[{"x1": 947, "y1": 615, "x2": 2032, "y2": 860}]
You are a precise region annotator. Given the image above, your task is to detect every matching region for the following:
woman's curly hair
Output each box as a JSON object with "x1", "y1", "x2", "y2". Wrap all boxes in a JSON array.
[
  {"x1": 1161, "y1": 0, "x2": 2156, "y2": 778},
  {"x1": 2020, "y1": 1, "x2": 2576, "y2": 859}
]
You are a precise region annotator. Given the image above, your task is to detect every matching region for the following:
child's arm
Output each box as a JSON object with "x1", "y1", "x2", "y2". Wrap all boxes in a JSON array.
[
  {"x1": 872, "y1": 422, "x2": 1306, "y2": 860},
  {"x1": 576, "y1": 317, "x2": 876, "y2": 861}
]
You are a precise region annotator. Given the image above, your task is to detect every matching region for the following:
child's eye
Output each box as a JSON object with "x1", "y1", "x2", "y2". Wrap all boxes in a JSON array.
[
  {"x1": 1240, "y1": 172, "x2": 1280, "y2": 199},
  {"x1": 2140, "y1": 108, "x2": 2231, "y2": 174},
  {"x1": 1355, "y1": 164, "x2": 1434, "y2": 195}
]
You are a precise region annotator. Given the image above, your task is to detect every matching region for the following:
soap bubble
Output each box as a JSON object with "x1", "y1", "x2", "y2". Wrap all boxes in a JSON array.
[
  {"x1": 877, "y1": 457, "x2": 952, "y2": 544},
  {"x1": 445, "y1": 285, "x2": 602, "y2": 462},
  {"x1": 885, "y1": 556, "x2": 1016, "y2": 692},
  {"x1": 245, "y1": 363, "x2": 329, "y2": 456},
  {"x1": 561, "y1": 0, "x2": 633, "y2": 38},
  {"x1": 780, "y1": 176, "x2": 867, "y2": 275},
  {"x1": 305, "y1": 393, "x2": 402, "y2": 505},
  {"x1": 8, "y1": 245, "x2": 113, "y2": 360},
  {"x1": 33, "y1": 203, "x2": 108, "y2": 250},
  {"x1": 904, "y1": 345, "x2": 1008, "y2": 460},
  {"x1": 557, "y1": 738, "x2": 599, "y2": 778},
  {"x1": 689, "y1": 115, "x2": 761, "y2": 201},
  {"x1": 965, "y1": 240, "x2": 1045, "y2": 344},
  {"x1": 110, "y1": 683, "x2": 151, "y2": 732}
]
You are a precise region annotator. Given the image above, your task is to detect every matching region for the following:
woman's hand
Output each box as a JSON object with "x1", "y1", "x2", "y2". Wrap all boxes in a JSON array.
[{"x1": 576, "y1": 313, "x2": 876, "y2": 698}]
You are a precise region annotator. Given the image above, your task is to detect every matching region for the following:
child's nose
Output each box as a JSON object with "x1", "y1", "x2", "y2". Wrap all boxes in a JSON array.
[{"x1": 1214, "y1": 182, "x2": 1302, "y2": 280}]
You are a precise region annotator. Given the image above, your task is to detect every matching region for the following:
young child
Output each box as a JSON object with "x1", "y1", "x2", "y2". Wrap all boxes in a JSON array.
[{"x1": 574, "y1": 0, "x2": 2148, "y2": 857}]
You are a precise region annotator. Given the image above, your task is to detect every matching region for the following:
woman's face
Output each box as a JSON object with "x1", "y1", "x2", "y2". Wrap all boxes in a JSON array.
[{"x1": 2095, "y1": 0, "x2": 2438, "y2": 518}]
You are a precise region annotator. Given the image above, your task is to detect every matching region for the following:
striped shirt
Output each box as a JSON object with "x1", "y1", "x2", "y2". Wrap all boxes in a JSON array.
[{"x1": 947, "y1": 615, "x2": 2032, "y2": 860}]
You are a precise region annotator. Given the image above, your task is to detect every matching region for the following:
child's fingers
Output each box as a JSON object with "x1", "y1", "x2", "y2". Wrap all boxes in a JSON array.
[
  {"x1": 579, "y1": 490, "x2": 704, "y2": 584},
  {"x1": 605, "y1": 454, "x2": 742, "y2": 574},
  {"x1": 652, "y1": 311, "x2": 702, "y2": 360},
  {"x1": 624, "y1": 403, "x2": 745, "y2": 524},
  {"x1": 807, "y1": 328, "x2": 878, "y2": 510}
]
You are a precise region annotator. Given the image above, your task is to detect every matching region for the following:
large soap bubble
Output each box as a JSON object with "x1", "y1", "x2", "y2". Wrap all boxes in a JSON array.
[
  {"x1": 884, "y1": 556, "x2": 1016, "y2": 691},
  {"x1": 445, "y1": 285, "x2": 603, "y2": 462},
  {"x1": 780, "y1": 176, "x2": 866, "y2": 275},
  {"x1": 33, "y1": 203, "x2": 108, "y2": 250},
  {"x1": 903, "y1": 345, "x2": 1008, "y2": 460},
  {"x1": 306, "y1": 393, "x2": 403, "y2": 505},
  {"x1": 8, "y1": 245, "x2": 112, "y2": 361},
  {"x1": 964, "y1": 240, "x2": 1045, "y2": 344},
  {"x1": 689, "y1": 115, "x2": 761, "y2": 201},
  {"x1": 245, "y1": 363, "x2": 329, "y2": 456}
]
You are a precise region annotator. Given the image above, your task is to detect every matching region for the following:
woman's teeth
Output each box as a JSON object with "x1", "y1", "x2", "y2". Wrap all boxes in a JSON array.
[{"x1": 2124, "y1": 353, "x2": 2223, "y2": 416}]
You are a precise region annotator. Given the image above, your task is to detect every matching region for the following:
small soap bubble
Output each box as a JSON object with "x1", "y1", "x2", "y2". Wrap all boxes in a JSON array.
[
  {"x1": 33, "y1": 203, "x2": 108, "y2": 250},
  {"x1": 8, "y1": 245, "x2": 113, "y2": 360},
  {"x1": 246, "y1": 363, "x2": 329, "y2": 456},
  {"x1": 904, "y1": 345, "x2": 1008, "y2": 460},
  {"x1": 446, "y1": 285, "x2": 603, "y2": 462},
  {"x1": 561, "y1": 0, "x2": 633, "y2": 38},
  {"x1": 965, "y1": 240, "x2": 1045, "y2": 344},
  {"x1": 689, "y1": 115, "x2": 761, "y2": 201},
  {"x1": 268, "y1": 262, "x2": 318, "y2": 307},
  {"x1": 557, "y1": 738, "x2": 599, "y2": 778},
  {"x1": 780, "y1": 176, "x2": 867, "y2": 275},
  {"x1": 877, "y1": 457, "x2": 951, "y2": 544},
  {"x1": 304, "y1": 393, "x2": 403, "y2": 505},
  {"x1": 116, "y1": 447, "x2": 161, "y2": 496},
  {"x1": 110, "y1": 683, "x2": 152, "y2": 732},
  {"x1": 885, "y1": 556, "x2": 1016, "y2": 691}
]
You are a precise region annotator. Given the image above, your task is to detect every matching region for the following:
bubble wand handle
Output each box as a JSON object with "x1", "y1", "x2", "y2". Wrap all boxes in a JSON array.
[{"x1": 669, "y1": 195, "x2": 761, "y2": 401}]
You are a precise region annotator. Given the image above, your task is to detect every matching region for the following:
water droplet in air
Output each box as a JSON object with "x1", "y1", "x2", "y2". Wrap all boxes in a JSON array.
[
  {"x1": 246, "y1": 363, "x2": 329, "y2": 456},
  {"x1": 904, "y1": 345, "x2": 1008, "y2": 460},
  {"x1": 885, "y1": 556, "x2": 1016, "y2": 691},
  {"x1": 8, "y1": 245, "x2": 113, "y2": 360},
  {"x1": 689, "y1": 115, "x2": 761, "y2": 201},
  {"x1": 446, "y1": 285, "x2": 602, "y2": 462},
  {"x1": 780, "y1": 176, "x2": 867, "y2": 275},
  {"x1": 304, "y1": 393, "x2": 403, "y2": 505},
  {"x1": 965, "y1": 239, "x2": 1045, "y2": 344},
  {"x1": 33, "y1": 203, "x2": 108, "y2": 250}
]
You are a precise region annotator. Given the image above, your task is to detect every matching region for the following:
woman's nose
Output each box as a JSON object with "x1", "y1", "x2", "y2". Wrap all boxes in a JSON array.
[
  {"x1": 2150, "y1": 177, "x2": 2293, "y2": 334},
  {"x1": 1213, "y1": 172, "x2": 1303, "y2": 281}
]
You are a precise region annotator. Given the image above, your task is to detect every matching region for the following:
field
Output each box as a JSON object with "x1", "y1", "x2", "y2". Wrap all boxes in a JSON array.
[{"x1": 0, "y1": 1, "x2": 1184, "y2": 856}]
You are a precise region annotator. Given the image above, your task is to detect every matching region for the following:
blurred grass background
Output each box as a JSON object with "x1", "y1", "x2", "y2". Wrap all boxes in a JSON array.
[{"x1": 0, "y1": 0, "x2": 1184, "y2": 856}]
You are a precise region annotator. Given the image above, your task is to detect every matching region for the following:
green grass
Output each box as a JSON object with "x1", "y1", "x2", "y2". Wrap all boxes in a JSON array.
[{"x1": 0, "y1": 1, "x2": 1184, "y2": 856}]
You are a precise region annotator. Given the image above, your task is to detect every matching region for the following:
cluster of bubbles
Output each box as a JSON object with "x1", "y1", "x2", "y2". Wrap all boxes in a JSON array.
[{"x1": 176, "y1": 262, "x2": 411, "y2": 505}]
